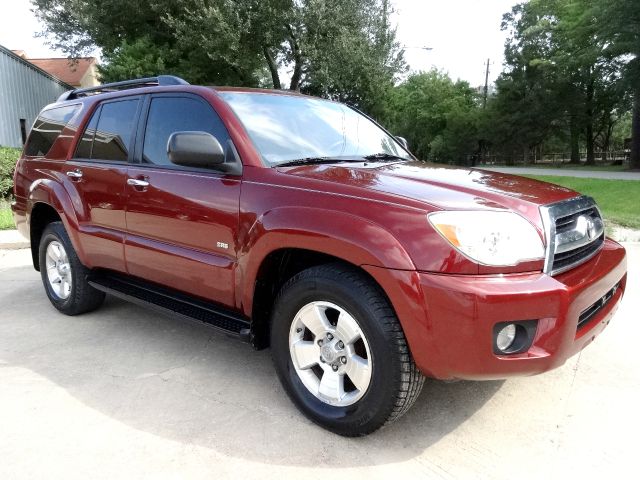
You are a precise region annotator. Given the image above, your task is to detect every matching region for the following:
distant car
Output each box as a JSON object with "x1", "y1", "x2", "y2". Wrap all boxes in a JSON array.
[{"x1": 12, "y1": 76, "x2": 627, "y2": 436}]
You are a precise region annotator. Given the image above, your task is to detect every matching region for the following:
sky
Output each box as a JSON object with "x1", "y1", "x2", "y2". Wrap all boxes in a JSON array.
[
  {"x1": 0, "y1": 0, "x2": 516, "y2": 87},
  {"x1": 393, "y1": 0, "x2": 516, "y2": 86}
]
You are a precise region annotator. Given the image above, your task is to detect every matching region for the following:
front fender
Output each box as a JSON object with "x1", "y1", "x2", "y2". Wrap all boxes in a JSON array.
[{"x1": 237, "y1": 206, "x2": 416, "y2": 313}]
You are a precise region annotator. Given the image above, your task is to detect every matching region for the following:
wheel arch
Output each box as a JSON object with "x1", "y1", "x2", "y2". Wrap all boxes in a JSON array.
[
  {"x1": 29, "y1": 202, "x2": 62, "y2": 270},
  {"x1": 239, "y1": 207, "x2": 417, "y2": 348},
  {"x1": 27, "y1": 179, "x2": 85, "y2": 271},
  {"x1": 248, "y1": 248, "x2": 400, "y2": 349}
]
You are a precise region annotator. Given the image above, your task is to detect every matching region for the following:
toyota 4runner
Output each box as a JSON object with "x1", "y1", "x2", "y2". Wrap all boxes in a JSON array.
[{"x1": 12, "y1": 75, "x2": 627, "y2": 436}]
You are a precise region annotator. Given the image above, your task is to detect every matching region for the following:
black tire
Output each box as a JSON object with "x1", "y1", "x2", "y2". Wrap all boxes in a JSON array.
[
  {"x1": 38, "y1": 221, "x2": 105, "y2": 315},
  {"x1": 270, "y1": 263, "x2": 424, "y2": 436}
]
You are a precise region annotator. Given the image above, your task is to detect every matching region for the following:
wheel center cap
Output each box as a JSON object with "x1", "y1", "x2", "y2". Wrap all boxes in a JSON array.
[{"x1": 321, "y1": 344, "x2": 336, "y2": 363}]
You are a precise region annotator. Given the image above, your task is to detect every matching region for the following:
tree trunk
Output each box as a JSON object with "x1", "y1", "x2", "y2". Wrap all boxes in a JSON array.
[
  {"x1": 287, "y1": 25, "x2": 303, "y2": 91},
  {"x1": 262, "y1": 46, "x2": 281, "y2": 89},
  {"x1": 570, "y1": 114, "x2": 580, "y2": 164},
  {"x1": 601, "y1": 119, "x2": 614, "y2": 163},
  {"x1": 631, "y1": 84, "x2": 640, "y2": 170},
  {"x1": 585, "y1": 79, "x2": 596, "y2": 165},
  {"x1": 586, "y1": 123, "x2": 595, "y2": 165}
]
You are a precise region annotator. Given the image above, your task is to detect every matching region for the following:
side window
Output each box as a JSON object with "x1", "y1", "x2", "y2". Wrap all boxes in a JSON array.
[
  {"x1": 90, "y1": 99, "x2": 139, "y2": 162},
  {"x1": 142, "y1": 96, "x2": 230, "y2": 167},
  {"x1": 24, "y1": 104, "x2": 80, "y2": 157},
  {"x1": 74, "y1": 106, "x2": 100, "y2": 159}
]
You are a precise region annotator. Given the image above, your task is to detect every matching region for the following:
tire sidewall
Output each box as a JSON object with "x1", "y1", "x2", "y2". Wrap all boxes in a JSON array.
[
  {"x1": 39, "y1": 224, "x2": 78, "y2": 312},
  {"x1": 271, "y1": 272, "x2": 401, "y2": 435}
]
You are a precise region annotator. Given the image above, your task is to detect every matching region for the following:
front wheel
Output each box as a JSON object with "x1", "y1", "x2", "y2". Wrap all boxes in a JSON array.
[{"x1": 270, "y1": 264, "x2": 424, "y2": 436}]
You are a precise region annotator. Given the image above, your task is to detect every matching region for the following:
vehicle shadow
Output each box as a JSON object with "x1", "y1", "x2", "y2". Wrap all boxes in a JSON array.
[{"x1": 1, "y1": 264, "x2": 504, "y2": 467}]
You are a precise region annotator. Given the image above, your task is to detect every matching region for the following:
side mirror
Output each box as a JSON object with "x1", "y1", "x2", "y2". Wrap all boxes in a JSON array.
[
  {"x1": 396, "y1": 136, "x2": 409, "y2": 151},
  {"x1": 168, "y1": 131, "x2": 225, "y2": 168}
]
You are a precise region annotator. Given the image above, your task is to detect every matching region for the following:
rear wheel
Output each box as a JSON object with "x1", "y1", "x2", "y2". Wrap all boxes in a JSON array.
[
  {"x1": 38, "y1": 222, "x2": 105, "y2": 315},
  {"x1": 271, "y1": 263, "x2": 424, "y2": 436}
]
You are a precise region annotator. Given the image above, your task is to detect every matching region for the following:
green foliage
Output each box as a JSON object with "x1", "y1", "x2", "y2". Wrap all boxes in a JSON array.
[
  {"x1": 488, "y1": 0, "x2": 637, "y2": 166},
  {"x1": 0, "y1": 201, "x2": 13, "y2": 230},
  {"x1": 611, "y1": 112, "x2": 633, "y2": 150},
  {"x1": 381, "y1": 71, "x2": 480, "y2": 162},
  {"x1": 98, "y1": 38, "x2": 170, "y2": 84},
  {"x1": 32, "y1": 0, "x2": 405, "y2": 113},
  {"x1": 31, "y1": 0, "x2": 637, "y2": 166},
  {"x1": 0, "y1": 147, "x2": 21, "y2": 198},
  {"x1": 583, "y1": 0, "x2": 640, "y2": 168}
]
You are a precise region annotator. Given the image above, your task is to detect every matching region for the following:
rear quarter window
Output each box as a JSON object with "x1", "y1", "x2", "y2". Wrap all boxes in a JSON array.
[{"x1": 24, "y1": 104, "x2": 81, "y2": 157}]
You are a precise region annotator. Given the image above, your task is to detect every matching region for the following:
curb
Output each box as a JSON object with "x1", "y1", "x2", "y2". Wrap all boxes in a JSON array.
[
  {"x1": 610, "y1": 226, "x2": 640, "y2": 244},
  {"x1": 0, "y1": 230, "x2": 30, "y2": 250},
  {"x1": 0, "y1": 243, "x2": 30, "y2": 250}
]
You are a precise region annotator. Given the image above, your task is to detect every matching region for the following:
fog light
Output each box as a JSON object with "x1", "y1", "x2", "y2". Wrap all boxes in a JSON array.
[{"x1": 496, "y1": 324, "x2": 517, "y2": 352}]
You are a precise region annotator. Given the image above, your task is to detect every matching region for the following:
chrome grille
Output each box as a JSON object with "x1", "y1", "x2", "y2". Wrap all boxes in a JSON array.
[{"x1": 540, "y1": 196, "x2": 605, "y2": 275}]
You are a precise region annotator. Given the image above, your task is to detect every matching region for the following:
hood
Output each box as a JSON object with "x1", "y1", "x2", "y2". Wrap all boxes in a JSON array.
[{"x1": 279, "y1": 161, "x2": 579, "y2": 228}]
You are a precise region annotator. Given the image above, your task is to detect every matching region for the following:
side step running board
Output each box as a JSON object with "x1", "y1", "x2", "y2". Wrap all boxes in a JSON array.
[{"x1": 89, "y1": 273, "x2": 252, "y2": 342}]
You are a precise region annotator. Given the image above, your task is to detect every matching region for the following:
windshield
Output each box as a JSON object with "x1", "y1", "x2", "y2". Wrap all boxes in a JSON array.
[{"x1": 220, "y1": 92, "x2": 411, "y2": 166}]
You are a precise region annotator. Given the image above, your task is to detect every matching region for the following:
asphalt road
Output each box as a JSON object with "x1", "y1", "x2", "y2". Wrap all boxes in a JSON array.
[
  {"x1": 1, "y1": 245, "x2": 638, "y2": 479},
  {"x1": 478, "y1": 166, "x2": 640, "y2": 180}
]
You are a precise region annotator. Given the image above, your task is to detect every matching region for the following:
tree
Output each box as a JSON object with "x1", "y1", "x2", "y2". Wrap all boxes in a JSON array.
[
  {"x1": 33, "y1": 0, "x2": 268, "y2": 86},
  {"x1": 583, "y1": 0, "x2": 640, "y2": 169},
  {"x1": 382, "y1": 71, "x2": 481, "y2": 162},
  {"x1": 494, "y1": 0, "x2": 628, "y2": 165},
  {"x1": 32, "y1": 0, "x2": 405, "y2": 114},
  {"x1": 484, "y1": 2, "x2": 565, "y2": 164},
  {"x1": 164, "y1": 0, "x2": 405, "y2": 114}
]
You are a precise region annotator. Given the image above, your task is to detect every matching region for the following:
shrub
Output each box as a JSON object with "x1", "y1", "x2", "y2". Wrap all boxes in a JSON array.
[{"x1": 0, "y1": 146, "x2": 21, "y2": 198}]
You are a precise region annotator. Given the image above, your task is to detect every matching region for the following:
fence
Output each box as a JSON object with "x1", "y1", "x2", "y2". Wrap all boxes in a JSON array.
[{"x1": 475, "y1": 150, "x2": 630, "y2": 167}]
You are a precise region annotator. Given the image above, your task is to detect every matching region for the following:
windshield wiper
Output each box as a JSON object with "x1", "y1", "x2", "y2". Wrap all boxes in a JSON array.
[
  {"x1": 362, "y1": 153, "x2": 408, "y2": 162},
  {"x1": 276, "y1": 157, "x2": 363, "y2": 167}
]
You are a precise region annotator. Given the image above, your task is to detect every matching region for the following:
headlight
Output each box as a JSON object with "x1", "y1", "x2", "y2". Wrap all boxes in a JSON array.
[{"x1": 428, "y1": 210, "x2": 544, "y2": 266}]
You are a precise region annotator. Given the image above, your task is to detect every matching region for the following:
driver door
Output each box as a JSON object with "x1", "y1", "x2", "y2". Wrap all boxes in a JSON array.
[{"x1": 124, "y1": 93, "x2": 241, "y2": 307}]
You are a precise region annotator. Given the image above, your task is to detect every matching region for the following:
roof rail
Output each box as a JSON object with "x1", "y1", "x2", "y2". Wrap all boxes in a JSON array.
[{"x1": 57, "y1": 75, "x2": 190, "y2": 102}]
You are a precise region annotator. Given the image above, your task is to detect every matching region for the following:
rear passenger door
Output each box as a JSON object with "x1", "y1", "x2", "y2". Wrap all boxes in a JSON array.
[
  {"x1": 124, "y1": 93, "x2": 241, "y2": 307},
  {"x1": 67, "y1": 97, "x2": 142, "y2": 272}
]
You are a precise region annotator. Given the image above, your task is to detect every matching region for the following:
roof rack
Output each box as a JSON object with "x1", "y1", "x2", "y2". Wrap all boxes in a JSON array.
[{"x1": 57, "y1": 75, "x2": 190, "y2": 102}]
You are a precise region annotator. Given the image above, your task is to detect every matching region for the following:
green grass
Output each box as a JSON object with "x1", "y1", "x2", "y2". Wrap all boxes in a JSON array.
[
  {"x1": 0, "y1": 200, "x2": 13, "y2": 230},
  {"x1": 525, "y1": 175, "x2": 640, "y2": 230}
]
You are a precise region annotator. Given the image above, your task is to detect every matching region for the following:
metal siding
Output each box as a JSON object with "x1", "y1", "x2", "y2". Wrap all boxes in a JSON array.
[{"x1": 0, "y1": 46, "x2": 72, "y2": 148}]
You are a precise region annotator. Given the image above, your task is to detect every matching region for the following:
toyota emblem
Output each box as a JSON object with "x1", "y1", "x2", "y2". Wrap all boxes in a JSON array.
[{"x1": 586, "y1": 218, "x2": 596, "y2": 240}]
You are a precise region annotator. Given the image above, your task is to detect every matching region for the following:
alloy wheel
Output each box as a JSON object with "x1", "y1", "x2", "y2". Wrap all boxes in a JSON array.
[{"x1": 288, "y1": 301, "x2": 372, "y2": 406}]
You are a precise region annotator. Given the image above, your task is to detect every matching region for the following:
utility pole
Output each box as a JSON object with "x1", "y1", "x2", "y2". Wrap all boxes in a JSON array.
[{"x1": 483, "y1": 58, "x2": 491, "y2": 109}]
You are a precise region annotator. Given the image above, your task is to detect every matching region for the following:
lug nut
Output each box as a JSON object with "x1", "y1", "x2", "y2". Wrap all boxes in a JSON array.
[
  {"x1": 320, "y1": 357, "x2": 325, "y2": 363},
  {"x1": 340, "y1": 356, "x2": 347, "y2": 364},
  {"x1": 337, "y1": 341, "x2": 344, "y2": 349},
  {"x1": 327, "y1": 333, "x2": 334, "y2": 341},
  {"x1": 332, "y1": 365, "x2": 338, "y2": 372},
  {"x1": 317, "y1": 339, "x2": 323, "y2": 346},
  {"x1": 296, "y1": 328, "x2": 302, "y2": 333}
]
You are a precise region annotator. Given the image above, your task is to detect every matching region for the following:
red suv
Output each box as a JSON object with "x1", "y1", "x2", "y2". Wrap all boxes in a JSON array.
[{"x1": 12, "y1": 76, "x2": 627, "y2": 436}]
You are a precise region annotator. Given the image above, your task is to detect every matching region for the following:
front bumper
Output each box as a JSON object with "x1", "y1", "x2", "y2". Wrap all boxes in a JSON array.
[{"x1": 410, "y1": 238, "x2": 627, "y2": 380}]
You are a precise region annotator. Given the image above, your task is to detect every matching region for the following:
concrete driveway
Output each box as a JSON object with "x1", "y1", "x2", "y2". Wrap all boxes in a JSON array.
[{"x1": 1, "y1": 245, "x2": 638, "y2": 479}]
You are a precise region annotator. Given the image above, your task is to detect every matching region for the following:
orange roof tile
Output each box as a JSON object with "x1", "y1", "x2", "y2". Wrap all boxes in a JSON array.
[{"x1": 27, "y1": 57, "x2": 96, "y2": 86}]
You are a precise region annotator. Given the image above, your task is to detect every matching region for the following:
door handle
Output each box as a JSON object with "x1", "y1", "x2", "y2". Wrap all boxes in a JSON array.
[
  {"x1": 66, "y1": 169, "x2": 83, "y2": 179},
  {"x1": 127, "y1": 178, "x2": 150, "y2": 188}
]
